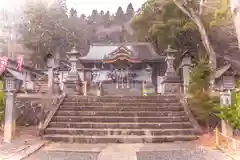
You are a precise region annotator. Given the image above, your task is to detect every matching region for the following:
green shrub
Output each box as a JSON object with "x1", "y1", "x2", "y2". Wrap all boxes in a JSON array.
[
  {"x1": 187, "y1": 56, "x2": 219, "y2": 126},
  {"x1": 215, "y1": 81, "x2": 240, "y2": 129}
]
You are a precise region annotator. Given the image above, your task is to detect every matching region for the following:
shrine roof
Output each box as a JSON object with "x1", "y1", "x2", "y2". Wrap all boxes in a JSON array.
[{"x1": 80, "y1": 43, "x2": 164, "y2": 62}]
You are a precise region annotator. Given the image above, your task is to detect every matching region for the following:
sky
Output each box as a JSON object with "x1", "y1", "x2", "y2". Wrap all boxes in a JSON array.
[{"x1": 0, "y1": 0, "x2": 146, "y2": 16}]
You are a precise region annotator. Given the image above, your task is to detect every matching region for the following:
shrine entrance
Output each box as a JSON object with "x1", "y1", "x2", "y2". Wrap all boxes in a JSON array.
[{"x1": 90, "y1": 45, "x2": 155, "y2": 96}]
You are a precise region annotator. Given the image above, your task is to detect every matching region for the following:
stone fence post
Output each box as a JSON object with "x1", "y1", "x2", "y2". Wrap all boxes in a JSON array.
[
  {"x1": 3, "y1": 75, "x2": 17, "y2": 143},
  {"x1": 180, "y1": 53, "x2": 192, "y2": 95},
  {"x1": 220, "y1": 90, "x2": 233, "y2": 137}
]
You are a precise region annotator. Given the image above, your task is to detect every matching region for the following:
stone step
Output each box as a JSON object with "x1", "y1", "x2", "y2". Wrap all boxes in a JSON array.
[
  {"x1": 44, "y1": 128, "x2": 197, "y2": 136},
  {"x1": 60, "y1": 106, "x2": 184, "y2": 112},
  {"x1": 61, "y1": 102, "x2": 182, "y2": 107},
  {"x1": 51, "y1": 116, "x2": 189, "y2": 123},
  {"x1": 48, "y1": 122, "x2": 193, "y2": 129},
  {"x1": 63, "y1": 98, "x2": 180, "y2": 103},
  {"x1": 43, "y1": 134, "x2": 198, "y2": 143},
  {"x1": 56, "y1": 111, "x2": 187, "y2": 117},
  {"x1": 65, "y1": 95, "x2": 179, "y2": 101},
  {"x1": 59, "y1": 106, "x2": 184, "y2": 112}
]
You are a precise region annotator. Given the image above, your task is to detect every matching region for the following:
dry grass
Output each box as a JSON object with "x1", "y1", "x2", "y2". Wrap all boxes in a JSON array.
[{"x1": 196, "y1": 132, "x2": 217, "y2": 148}]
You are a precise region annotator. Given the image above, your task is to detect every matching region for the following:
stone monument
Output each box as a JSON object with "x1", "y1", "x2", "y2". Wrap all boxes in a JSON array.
[
  {"x1": 64, "y1": 47, "x2": 82, "y2": 95},
  {"x1": 161, "y1": 45, "x2": 182, "y2": 95}
]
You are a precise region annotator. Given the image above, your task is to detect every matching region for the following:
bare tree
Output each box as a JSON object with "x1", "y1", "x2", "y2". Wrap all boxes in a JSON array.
[
  {"x1": 231, "y1": 0, "x2": 240, "y2": 49},
  {"x1": 172, "y1": 0, "x2": 217, "y2": 71}
]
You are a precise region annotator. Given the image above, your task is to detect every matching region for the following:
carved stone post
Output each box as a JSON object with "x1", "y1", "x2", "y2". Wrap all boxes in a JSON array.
[
  {"x1": 181, "y1": 52, "x2": 192, "y2": 95},
  {"x1": 4, "y1": 75, "x2": 16, "y2": 143},
  {"x1": 157, "y1": 76, "x2": 164, "y2": 94},
  {"x1": 97, "y1": 83, "x2": 102, "y2": 96},
  {"x1": 82, "y1": 81, "x2": 87, "y2": 96},
  {"x1": 47, "y1": 67, "x2": 53, "y2": 92},
  {"x1": 162, "y1": 45, "x2": 181, "y2": 95},
  {"x1": 64, "y1": 47, "x2": 82, "y2": 95},
  {"x1": 53, "y1": 68, "x2": 61, "y2": 94},
  {"x1": 220, "y1": 90, "x2": 233, "y2": 137},
  {"x1": 142, "y1": 81, "x2": 146, "y2": 96},
  {"x1": 46, "y1": 54, "x2": 55, "y2": 93}
]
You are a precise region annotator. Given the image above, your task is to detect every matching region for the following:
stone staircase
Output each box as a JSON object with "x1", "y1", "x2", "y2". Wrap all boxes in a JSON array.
[{"x1": 43, "y1": 95, "x2": 200, "y2": 143}]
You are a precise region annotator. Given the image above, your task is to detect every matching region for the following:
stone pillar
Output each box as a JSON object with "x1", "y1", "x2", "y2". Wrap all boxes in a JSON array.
[
  {"x1": 52, "y1": 68, "x2": 61, "y2": 94},
  {"x1": 220, "y1": 90, "x2": 233, "y2": 137},
  {"x1": 47, "y1": 67, "x2": 54, "y2": 92},
  {"x1": 4, "y1": 76, "x2": 16, "y2": 143},
  {"x1": 97, "y1": 83, "x2": 102, "y2": 96},
  {"x1": 162, "y1": 45, "x2": 181, "y2": 95},
  {"x1": 181, "y1": 54, "x2": 192, "y2": 95},
  {"x1": 82, "y1": 81, "x2": 87, "y2": 96},
  {"x1": 142, "y1": 81, "x2": 147, "y2": 96},
  {"x1": 157, "y1": 76, "x2": 164, "y2": 94}
]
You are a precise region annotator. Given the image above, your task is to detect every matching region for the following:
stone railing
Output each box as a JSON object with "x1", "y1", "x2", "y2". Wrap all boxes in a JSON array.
[
  {"x1": 38, "y1": 92, "x2": 66, "y2": 135},
  {"x1": 179, "y1": 91, "x2": 203, "y2": 134},
  {"x1": 215, "y1": 128, "x2": 240, "y2": 151},
  {"x1": 15, "y1": 93, "x2": 66, "y2": 135}
]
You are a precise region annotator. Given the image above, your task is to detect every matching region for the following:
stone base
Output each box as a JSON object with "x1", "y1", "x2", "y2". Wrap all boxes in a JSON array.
[
  {"x1": 52, "y1": 83, "x2": 61, "y2": 94},
  {"x1": 162, "y1": 83, "x2": 181, "y2": 95},
  {"x1": 64, "y1": 81, "x2": 82, "y2": 95}
]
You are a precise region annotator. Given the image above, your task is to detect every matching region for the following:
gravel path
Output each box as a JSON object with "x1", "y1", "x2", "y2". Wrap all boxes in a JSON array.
[
  {"x1": 24, "y1": 147, "x2": 232, "y2": 160},
  {"x1": 25, "y1": 151, "x2": 99, "y2": 160},
  {"x1": 137, "y1": 148, "x2": 232, "y2": 160}
]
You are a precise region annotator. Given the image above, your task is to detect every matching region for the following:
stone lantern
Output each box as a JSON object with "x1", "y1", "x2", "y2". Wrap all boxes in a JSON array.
[
  {"x1": 161, "y1": 45, "x2": 182, "y2": 95},
  {"x1": 64, "y1": 47, "x2": 82, "y2": 94},
  {"x1": 4, "y1": 75, "x2": 17, "y2": 92},
  {"x1": 3, "y1": 74, "x2": 17, "y2": 142},
  {"x1": 164, "y1": 45, "x2": 178, "y2": 77}
]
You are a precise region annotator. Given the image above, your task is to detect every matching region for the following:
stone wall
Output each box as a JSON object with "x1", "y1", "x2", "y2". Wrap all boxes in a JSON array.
[{"x1": 15, "y1": 96, "x2": 58, "y2": 126}]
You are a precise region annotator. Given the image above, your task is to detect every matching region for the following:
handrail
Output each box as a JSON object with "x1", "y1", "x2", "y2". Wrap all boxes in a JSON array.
[
  {"x1": 37, "y1": 74, "x2": 47, "y2": 81},
  {"x1": 38, "y1": 93, "x2": 66, "y2": 136},
  {"x1": 179, "y1": 91, "x2": 203, "y2": 134}
]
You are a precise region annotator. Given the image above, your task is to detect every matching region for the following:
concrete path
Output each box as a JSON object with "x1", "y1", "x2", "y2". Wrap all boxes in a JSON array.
[
  {"x1": 0, "y1": 126, "x2": 45, "y2": 160},
  {"x1": 97, "y1": 144, "x2": 143, "y2": 160},
  {"x1": 25, "y1": 142, "x2": 233, "y2": 160}
]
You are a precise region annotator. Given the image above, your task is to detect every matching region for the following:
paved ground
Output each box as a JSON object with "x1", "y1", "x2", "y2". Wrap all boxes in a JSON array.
[
  {"x1": 0, "y1": 126, "x2": 45, "y2": 160},
  {"x1": 24, "y1": 143, "x2": 233, "y2": 160},
  {"x1": 0, "y1": 127, "x2": 238, "y2": 160}
]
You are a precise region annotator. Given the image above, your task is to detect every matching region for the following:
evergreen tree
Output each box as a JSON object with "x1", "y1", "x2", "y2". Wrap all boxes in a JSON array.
[
  {"x1": 69, "y1": 8, "x2": 77, "y2": 17},
  {"x1": 100, "y1": 10, "x2": 104, "y2": 17},
  {"x1": 80, "y1": 14, "x2": 86, "y2": 21},
  {"x1": 115, "y1": 6, "x2": 125, "y2": 23},
  {"x1": 103, "y1": 11, "x2": 111, "y2": 27},
  {"x1": 103, "y1": 11, "x2": 110, "y2": 22},
  {"x1": 99, "y1": 10, "x2": 105, "y2": 24},
  {"x1": 89, "y1": 9, "x2": 99, "y2": 23},
  {"x1": 126, "y1": 3, "x2": 135, "y2": 21}
]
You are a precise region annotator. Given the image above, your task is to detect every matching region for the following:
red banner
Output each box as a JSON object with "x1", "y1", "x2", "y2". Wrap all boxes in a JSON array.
[
  {"x1": 17, "y1": 55, "x2": 23, "y2": 72},
  {"x1": 0, "y1": 56, "x2": 8, "y2": 74}
]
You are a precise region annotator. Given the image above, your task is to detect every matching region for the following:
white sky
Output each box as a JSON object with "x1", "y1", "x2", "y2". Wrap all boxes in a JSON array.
[{"x1": 0, "y1": 0, "x2": 146, "y2": 15}]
